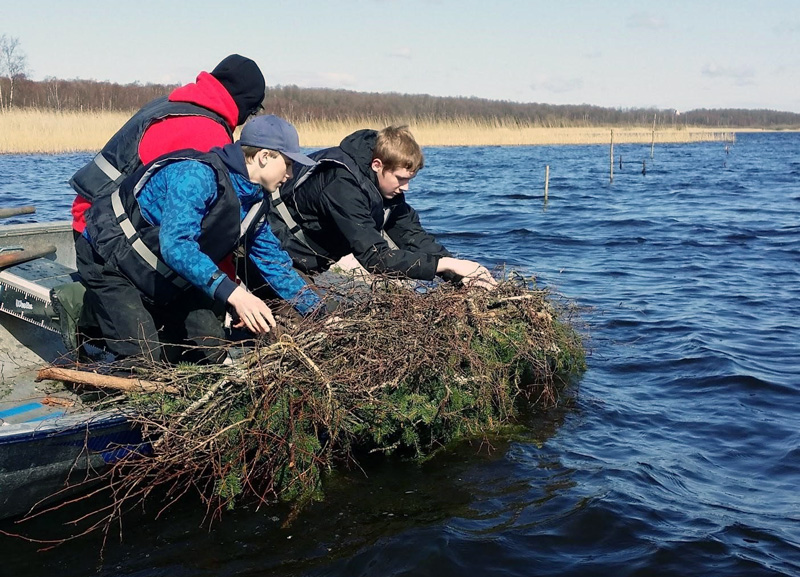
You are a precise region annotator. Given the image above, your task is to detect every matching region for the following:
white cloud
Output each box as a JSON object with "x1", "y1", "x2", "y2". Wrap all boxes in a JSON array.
[
  {"x1": 773, "y1": 21, "x2": 800, "y2": 34},
  {"x1": 701, "y1": 63, "x2": 756, "y2": 85},
  {"x1": 388, "y1": 47, "x2": 412, "y2": 59},
  {"x1": 277, "y1": 71, "x2": 359, "y2": 89},
  {"x1": 627, "y1": 12, "x2": 667, "y2": 29},
  {"x1": 529, "y1": 75, "x2": 583, "y2": 94},
  {"x1": 317, "y1": 72, "x2": 359, "y2": 88}
]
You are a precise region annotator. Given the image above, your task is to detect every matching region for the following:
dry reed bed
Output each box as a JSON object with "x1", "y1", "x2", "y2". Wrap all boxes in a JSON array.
[
  {"x1": 1, "y1": 108, "x2": 739, "y2": 153},
  {"x1": 0, "y1": 109, "x2": 131, "y2": 154},
  {"x1": 300, "y1": 119, "x2": 737, "y2": 147}
]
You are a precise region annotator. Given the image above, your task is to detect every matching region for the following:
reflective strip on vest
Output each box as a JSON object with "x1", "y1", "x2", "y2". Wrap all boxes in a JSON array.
[
  {"x1": 382, "y1": 208, "x2": 400, "y2": 250},
  {"x1": 274, "y1": 155, "x2": 401, "y2": 254},
  {"x1": 270, "y1": 184, "x2": 400, "y2": 252},
  {"x1": 110, "y1": 189, "x2": 189, "y2": 290},
  {"x1": 93, "y1": 153, "x2": 123, "y2": 183},
  {"x1": 270, "y1": 158, "x2": 345, "y2": 251},
  {"x1": 270, "y1": 188, "x2": 313, "y2": 247},
  {"x1": 240, "y1": 202, "x2": 263, "y2": 238}
]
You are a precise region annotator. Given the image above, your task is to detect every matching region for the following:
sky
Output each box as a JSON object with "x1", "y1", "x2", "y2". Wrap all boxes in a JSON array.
[{"x1": 2, "y1": 0, "x2": 799, "y2": 113}]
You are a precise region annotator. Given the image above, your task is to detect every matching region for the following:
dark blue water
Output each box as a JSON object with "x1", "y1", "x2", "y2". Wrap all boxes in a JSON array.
[{"x1": 1, "y1": 133, "x2": 798, "y2": 576}]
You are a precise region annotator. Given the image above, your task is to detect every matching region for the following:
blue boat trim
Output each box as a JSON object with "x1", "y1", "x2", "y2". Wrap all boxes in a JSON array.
[
  {"x1": 0, "y1": 413, "x2": 131, "y2": 446},
  {"x1": 23, "y1": 410, "x2": 67, "y2": 423},
  {"x1": 0, "y1": 402, "x2": 43, "y2": 419}
]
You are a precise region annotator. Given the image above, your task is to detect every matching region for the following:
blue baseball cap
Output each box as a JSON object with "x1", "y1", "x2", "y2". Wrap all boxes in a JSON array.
[{"x1": 239, "y1": 115, "x2": 316, "y2": 166}]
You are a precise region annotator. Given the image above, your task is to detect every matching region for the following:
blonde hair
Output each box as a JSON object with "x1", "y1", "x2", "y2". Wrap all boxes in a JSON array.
[{"x1": 373, "y1": 125, "x2": 424, "y2": 173}]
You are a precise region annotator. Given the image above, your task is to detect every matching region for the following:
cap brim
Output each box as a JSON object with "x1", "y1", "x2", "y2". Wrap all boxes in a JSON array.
[{"x1": 284, "y1": 151, "x2": 317, "y2": 166}]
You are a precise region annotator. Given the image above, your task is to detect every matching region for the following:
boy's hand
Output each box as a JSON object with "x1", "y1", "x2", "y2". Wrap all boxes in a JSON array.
[
  {"x1": 437, "y1": 257, "x2": 498, "y2": 290},
  {"x1": 462, "y1": 265, "x2": 497, "y2": 290},
  {"x1": 227, "y1": 286, "x2": 276, "y2": 334}
]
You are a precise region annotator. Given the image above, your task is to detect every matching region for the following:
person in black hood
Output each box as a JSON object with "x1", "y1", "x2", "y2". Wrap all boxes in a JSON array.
[
  {"x1": 70, "y1": 53, "x2": 266, "y2": 237},
  {"x1": 268, "y1": 126, "x2": 496, "y2": 288},
  {"x1": 210, "y1": 54, "x2": 266, "y2": 125}
]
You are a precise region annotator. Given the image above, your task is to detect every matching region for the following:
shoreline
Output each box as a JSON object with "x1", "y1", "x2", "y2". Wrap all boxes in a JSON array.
[{"x1": 0, "y1": 109, "x2": 794, "y2": 154}]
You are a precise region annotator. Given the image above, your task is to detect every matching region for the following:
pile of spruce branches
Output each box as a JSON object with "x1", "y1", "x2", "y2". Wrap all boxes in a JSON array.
[{"x1": 41, "y1": 274, "x2": 586, "y2": 537}]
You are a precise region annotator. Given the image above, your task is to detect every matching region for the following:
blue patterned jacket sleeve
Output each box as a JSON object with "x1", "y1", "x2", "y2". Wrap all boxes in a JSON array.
[
  {"x1": 247, "y1": 219, "x2": 324, "y2": 316},
  {"x1": 145, "y1": 161, "x2": 227, "y2": 299}
]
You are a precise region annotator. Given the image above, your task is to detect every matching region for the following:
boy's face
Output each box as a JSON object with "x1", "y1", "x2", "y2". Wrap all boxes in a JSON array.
[
  {"x1": 249, "y1": 150, "x2": 293, "y2": 192},
  {"x1": 371, "y1": 159, "x2": 415, "y2": 200}
]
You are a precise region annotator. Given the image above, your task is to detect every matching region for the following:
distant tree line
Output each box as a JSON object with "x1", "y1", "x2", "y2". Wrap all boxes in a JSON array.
[
  {"x1": 0, "y1": 34, "x2": 28, "y2": 110},
  {"x1": 2, "y1": 75, "x2": 799, "y2": 129},
  {"x1": 1, "y1": 33, "x2": 798, "y2": 127},
  {"x1": 677, "y1": 108, "x2": 800, "y2": 128},
  {"x1": 6, "y1": 76, "x2": 175, "y2": 112},
  {"x1": 264, "y1": 85, "x2": 671, "y2": 127}
]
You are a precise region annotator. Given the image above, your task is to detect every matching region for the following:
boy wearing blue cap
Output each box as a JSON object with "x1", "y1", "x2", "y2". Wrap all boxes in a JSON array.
[{"x1": 78, "y1": 115, "x2": 321, "y2": 367}]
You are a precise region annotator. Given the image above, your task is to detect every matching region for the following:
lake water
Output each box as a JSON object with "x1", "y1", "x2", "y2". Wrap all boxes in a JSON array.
[{"x1": 1, "y1": 133, "x2": 798, "y2": 576}]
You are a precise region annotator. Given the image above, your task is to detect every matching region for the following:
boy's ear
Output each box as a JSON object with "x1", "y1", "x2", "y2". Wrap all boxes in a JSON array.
[{"x1": 371, "y1": 158, "x2": 383, "y2": 174}]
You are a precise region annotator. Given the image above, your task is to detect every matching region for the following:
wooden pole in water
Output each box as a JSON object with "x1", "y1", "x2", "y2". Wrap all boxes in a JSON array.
[
  {"x1": 0, "y1": 206, "x2": 35, "y2": 219},
  {"x1": 544, "y1": 165, "x2": 550, "y2": 203},
  {"x1": 650, "y1": 113, "x2": 656, "y2": 159},
  {"x1": 0, "y1": 245, "x2": 56, "y2": 269},
  {"x1": 610, "y1": 129, "x2": 614, "y2": 183}
]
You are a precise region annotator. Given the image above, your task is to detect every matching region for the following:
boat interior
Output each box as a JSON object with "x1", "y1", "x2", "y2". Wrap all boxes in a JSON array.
[{"x1": 0, "y1": 221, "x2": 91, "y2": 426}]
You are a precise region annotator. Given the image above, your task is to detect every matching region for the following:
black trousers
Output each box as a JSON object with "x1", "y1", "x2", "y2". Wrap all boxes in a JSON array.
[{"x1": 75, "y1": 234, "x2": 227, "y2": 365}]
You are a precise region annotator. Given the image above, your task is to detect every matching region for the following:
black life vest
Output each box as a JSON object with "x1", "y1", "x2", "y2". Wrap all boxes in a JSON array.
[
  {"x1": 298, "y1": 147, "x2": 387, "y2": 228},
  {"x1": 85, "y1": 150, "x2": 245, "y2": 302},
  {"x1": 69, "y1": 96, "x2": 233, "y2": 203},
  {"x1": 269, "y1": 146, "x2": 398, "y2": 254}
]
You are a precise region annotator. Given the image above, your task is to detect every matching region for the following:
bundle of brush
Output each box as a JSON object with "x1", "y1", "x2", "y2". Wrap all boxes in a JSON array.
[{"x1": 85, "y1": 274, "x2": 585, "y2": 524}]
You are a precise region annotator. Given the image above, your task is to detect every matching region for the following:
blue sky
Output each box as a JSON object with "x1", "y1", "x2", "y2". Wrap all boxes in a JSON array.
[{"x1": 3, "y1": 0, "x2": 799, "y2": 112}]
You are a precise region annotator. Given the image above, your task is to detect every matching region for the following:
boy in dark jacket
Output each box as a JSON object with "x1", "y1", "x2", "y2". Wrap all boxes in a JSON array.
[{"x1": 268, "y1": 126, "x2": 496, "y2": 288}]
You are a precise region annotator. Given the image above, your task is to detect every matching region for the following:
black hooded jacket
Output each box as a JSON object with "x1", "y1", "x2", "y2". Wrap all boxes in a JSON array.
[{"x1": 268, "y1": 129, "x2": 451, "y2": 279}]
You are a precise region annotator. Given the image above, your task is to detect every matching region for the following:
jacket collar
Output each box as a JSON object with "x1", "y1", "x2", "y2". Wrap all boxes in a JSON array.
[
  {"x1": 339, "y1": 129, "x2": 379, "y2": 184},
  {"x1": 214, "y1": 142, "x2": 249, "y2": 177},
  {"x1": 213, "y1": 143, "x2": 263, "y2": 206},
  {"x1": 168, "y1": 71, "x2": 238, "y2": 129}
]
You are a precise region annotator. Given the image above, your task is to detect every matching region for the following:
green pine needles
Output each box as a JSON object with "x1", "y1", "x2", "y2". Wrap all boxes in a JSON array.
[{"x1": 61, "y1": 275, "x2": 586, "y2": 532}]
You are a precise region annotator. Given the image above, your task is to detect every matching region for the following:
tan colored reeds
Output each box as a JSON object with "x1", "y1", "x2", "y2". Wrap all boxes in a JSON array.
[
  {"x1": 0, "y1": 108, "x2": 131, "y2": 154},
  {"x1": 1, "y1": 108, "x2": 744, "y2": 153},
  {"x1": 297, "y1": 117, "x2": 738, "y2": 147}
]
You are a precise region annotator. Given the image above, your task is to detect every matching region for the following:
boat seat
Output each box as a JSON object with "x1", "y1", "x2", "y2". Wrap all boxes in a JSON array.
[{"x1": 0, "y1": 257, "x2": 80, "y2": 334}]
